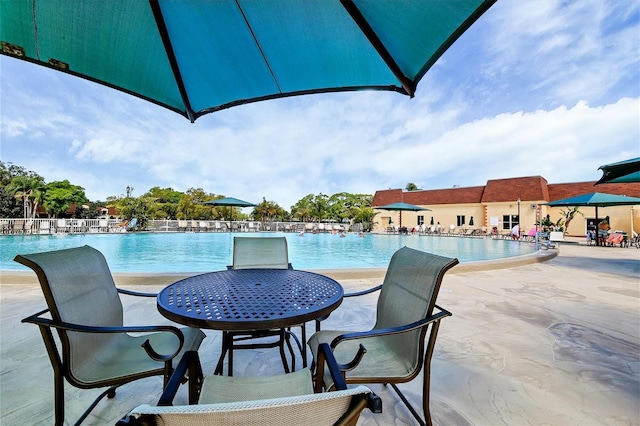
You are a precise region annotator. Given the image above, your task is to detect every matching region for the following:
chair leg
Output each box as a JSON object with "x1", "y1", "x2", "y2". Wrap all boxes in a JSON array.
[
  {"x1": 54, "y1": 371, "x2": 64, "y2": 426},
  {"x1": 279, "y1": 329, "x2": 291, "y2": 373},
  {"x1": 389, "y1": 383, "x2": 427, "y2": 426},
  {"x1": 214, "y1": 331, "x2": 229, "y2": 375},
  {"x1": 75, "y1": 386, "x2": 120, "y2": 426},
  {"x1": 227, "y1": 332, "x2": 234, "y2": 376},
  {"x1": 300, "y1": 324, "x2": 307, "y2": 367}
]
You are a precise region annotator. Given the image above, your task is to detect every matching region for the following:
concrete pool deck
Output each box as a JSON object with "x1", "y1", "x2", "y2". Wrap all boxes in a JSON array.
[{"x1": 1, "y1": 239, "x2": 638, "y2": 425}]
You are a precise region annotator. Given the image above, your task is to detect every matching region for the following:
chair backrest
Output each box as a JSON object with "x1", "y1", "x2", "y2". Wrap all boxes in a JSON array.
[
  {"x1": 232, "y1": 236, "x2": 291, "y2": 269},
  {"x1": 374, "y1": 247, "x2": 458, "y2": 371},
  {"x1": 127, "y1": 385, "x2": 372, "y2": 426},
  {"x1": 14, "y1": 245, "x2": 124, "y2": 378}
]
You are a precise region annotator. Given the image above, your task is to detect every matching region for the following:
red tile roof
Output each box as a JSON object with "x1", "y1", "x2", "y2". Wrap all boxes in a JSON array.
[
  {"x1": 482, "y1": 176, "x2": 549, "y2": 202},
  {"x1": 372, "y1": 177, "x2": 640, "y2": 206}
]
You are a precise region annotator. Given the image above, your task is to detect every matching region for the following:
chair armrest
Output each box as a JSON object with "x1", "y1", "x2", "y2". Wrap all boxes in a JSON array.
[
  {"x1": 21, "y1": 310, "x2": 185, "y2": 362},
  {"x1": 329, "y1": 306, "x2": 452, "y2": 349},
  {"x1": 344, "y1": 284, "x2": 382, "y2": 298},
  {"x1": 156, "y1": 351, "x2": 204, "y2": 407},
  {"x1": 315, "y1": 343, "x2": 383, "y2": 414},
  {"x1": 315, "y1": 343, "x2": 349, "y2": 391},
  {"x1": 117, "y1": 287, "x2": 157, "y2": 298}
]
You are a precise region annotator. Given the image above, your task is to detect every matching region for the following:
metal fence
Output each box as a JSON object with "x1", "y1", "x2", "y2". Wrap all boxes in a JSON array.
[{"x1": 0, "y1": 218, "x2": 352, "y2": 235}]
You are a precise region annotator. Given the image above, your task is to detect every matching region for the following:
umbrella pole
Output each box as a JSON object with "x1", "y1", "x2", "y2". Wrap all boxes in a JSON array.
[{"x1": 595, "y1": 206, "x2": 599, "y2": 246}]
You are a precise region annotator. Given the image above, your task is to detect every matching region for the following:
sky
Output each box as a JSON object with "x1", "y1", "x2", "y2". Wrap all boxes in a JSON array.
[{"x1": 1, "y1": 0, "x2": 639, "y2": 210}]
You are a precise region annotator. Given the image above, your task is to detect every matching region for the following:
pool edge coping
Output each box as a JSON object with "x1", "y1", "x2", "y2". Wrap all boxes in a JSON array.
[{"x1": 0, "y1": 249, "x2": 558, "y2": 285}]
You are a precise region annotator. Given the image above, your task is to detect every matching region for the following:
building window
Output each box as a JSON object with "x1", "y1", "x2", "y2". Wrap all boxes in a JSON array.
[
  {"x1": 457, "y1": 215, "x2": 465, "y2": 227},
  {"x1": 417, "y1": 215, "x2": 424, "y2": 226},
  {"x1": 502, "y1": 214, "x2": 519, "y2": 230}
]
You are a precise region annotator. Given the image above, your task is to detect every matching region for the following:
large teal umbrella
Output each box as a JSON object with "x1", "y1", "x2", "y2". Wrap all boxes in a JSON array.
[
  {"x1": 595, "y1": 157, "x2": 640, "y2": 184},
  {"x1": 0, "y1": 1, "x2": 495, "y2": 122},
  {"x1": 546, "y1": 192, "x2": 640, "y2": 246},
  {"x1": 203, "y1": 197, "x2": 256, "y2": 221},
  {"x1": 377, "y1": 202, "x2": 430, "y2": 228}
]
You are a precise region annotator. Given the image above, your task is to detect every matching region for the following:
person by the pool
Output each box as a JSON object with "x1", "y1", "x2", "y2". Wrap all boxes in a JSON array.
[
  {"x1": 511, "y1": 224, "x2": 520, "y2": 240},
  {"x1": 598, "y1": 216, "x2": 611, "y2": 244}
]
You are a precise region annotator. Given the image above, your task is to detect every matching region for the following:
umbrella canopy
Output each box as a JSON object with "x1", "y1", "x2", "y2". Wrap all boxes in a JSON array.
[
  {"x1": 0, "y1": 0, "x2": 496, "y2": 122},
  {"x1": 595, "y1": 157, "x2": 640, "y2": 184},
  {"x1": 546, "y1": 192, "x2": 640, "y2": 246},
  {"x1": 377, "y1": 202, "x2": 430, "y2": 227},
  {"x1": 469, "y1": 216, "x2": 474, "y2": 226},
  {"x1": 546, "y1": 192, "x2": 640, "y2": 208},
  {"x1": 203, "y1": 197, "x2": 256, "y2": 221},
  {"x1": 377, "y1": 202, "x2": 430, "y2": 212},
  {"x1": 203, "y1": 197, "x2": 256, "y2": 208}
]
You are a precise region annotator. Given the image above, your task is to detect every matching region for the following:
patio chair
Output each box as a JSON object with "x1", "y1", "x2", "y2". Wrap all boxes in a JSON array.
[
  {"x1": 118, "y1": 343, "x2": 381, "y2": 426},
  {"x1": 17, "y1": 245, "x2": 206, "y2": 426},
  {"x1": 98, "y1": 219, "x2": 109, "y2": 232},
  {"x1": 221, "y1": 237, "x2": 303, "y2": 374},
  {"x1": 56, "y1": 218, "x2": 69, "y2": 233},
  {"x1": 11, "y1": 219, "x2": 25, "y2": 234},
  {"x1": 308, "y1": 247, "x2": 459, "y2": 426}
]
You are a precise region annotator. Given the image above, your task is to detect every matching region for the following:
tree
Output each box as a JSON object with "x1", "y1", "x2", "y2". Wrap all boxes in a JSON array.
[
  {"x1": 5, "y1": 174, "x2": 46, "y2": 218},
  {"x1": 559, "y1": 207, "x2": 584, "y2": 235},
  {"x1": 0, "y1": 162, "x2": 26, "y2": 217},
  {"x1": 310, "y1": 194, "x2": 329, "y2": 222},
  {"x1": 406, "y1": 183, "x2": 418, "y2": 191},
  {"x1": 290, "y1": 194, "x2": 314, "y2": 222},
  {"x1": 352, "y1": 206, "x2": 378, "y2": 231},
  {"x1": 144, "y1": 186, "x2": 183, "y2": 219},
  {"x1": 43, "y1": 180, "x2": 88, "y2": 217},
  {"x1": 253, "y1": 197, "x2": 285, "y2": 222}
]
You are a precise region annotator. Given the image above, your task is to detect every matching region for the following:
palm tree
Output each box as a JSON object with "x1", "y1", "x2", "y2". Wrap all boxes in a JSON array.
[
  {"x1": 6, "y1": 176, "x2": 46, "y2": 218},
  {"x1": 559, "y1": 207, "x2": 584, "y2": 235}
]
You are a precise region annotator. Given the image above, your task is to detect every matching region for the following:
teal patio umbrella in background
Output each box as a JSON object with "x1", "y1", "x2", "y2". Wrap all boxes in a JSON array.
[
  {"x1": 0, "y1": 0, "x2": 496, "y2": 122},
  {"x1": 203, "y1": 197, "x2": 256, "y2": 221},
  {"x1": 469, "y1": 216, "x2": 474, "y2": 226},
  {"x1": 546, "y1": 192, "x2": 640, "y2": 246},
  {"x1": 595, "y1": 157, "x2": 640, "y2": 184},
  {"x1": 377, "y1": 202, "x2": 430, "y2": 228}
]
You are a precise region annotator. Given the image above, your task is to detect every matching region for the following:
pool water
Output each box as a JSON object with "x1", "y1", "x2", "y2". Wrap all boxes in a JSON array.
[{"x1": 0, "y1": 232, "x2": 536, "y2": 273}]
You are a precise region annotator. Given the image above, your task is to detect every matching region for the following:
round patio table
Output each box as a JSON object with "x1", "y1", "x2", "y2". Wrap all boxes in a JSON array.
[{"x1": 157, "y1": 269, "x2": 344, "y2": 374}]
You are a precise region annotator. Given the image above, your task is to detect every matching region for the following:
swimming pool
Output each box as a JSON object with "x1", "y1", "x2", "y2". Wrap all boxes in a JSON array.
[{"x1": 0, "y1": 232, "x2": 536, "y2": 273}]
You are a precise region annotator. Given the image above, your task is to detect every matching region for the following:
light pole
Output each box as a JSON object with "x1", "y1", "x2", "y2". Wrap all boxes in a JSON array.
[{"x1": 517, "y1": 198, "x2": 521, "y2": 238}]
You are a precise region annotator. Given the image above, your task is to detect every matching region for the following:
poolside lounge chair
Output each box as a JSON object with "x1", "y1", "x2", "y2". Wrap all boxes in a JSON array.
[
  {"x1": 119, "y1": 344, "x2": 381, "y2": 426},
  {"x1": 308, "y1": 247, "x2": 459, "y2": 426},
  {"x1": 222, "y1": 237, "x2": 302, "y2": 375},
  {"x1": 55, "y1": 218, "x2": 69, "y2": 233},
  {"x1": 549, "y1": 231, "x2": 565, "y2": 245},
  {"x1": 11, "y1": 219, "x2": 25, "y2": 234},
  {"x1": 98, "y1": 219, "x2": 109, "y2": 232},
  {"x1": 17, "y1": 245, "x2": 206, "y2": 426},
  {"x1": 605, "y1": 232, "x2": 625, "y2": 247},
  {"x1": 38, "y1": 220, "x2": 52, "y2": 234}
]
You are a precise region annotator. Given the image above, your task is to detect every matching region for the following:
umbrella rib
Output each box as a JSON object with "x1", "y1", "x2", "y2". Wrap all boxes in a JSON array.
[
  {"x1": 149, "y1": 0, "x2": 196, "y2": 122},
  {"x1": 30, "y1": 0, "x2": 40, "y2": 61},
  {"x1": 235, "y1": 0, "x2": 282, "y2": 94},
  {"x1": 340, "y1": 0, "x2": 415, "y2": 97}
]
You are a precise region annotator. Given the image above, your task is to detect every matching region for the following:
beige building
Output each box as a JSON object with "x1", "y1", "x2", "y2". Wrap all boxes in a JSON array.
[{"x1": 372, "y1": 176, "x2": 640, "y2": 237}]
